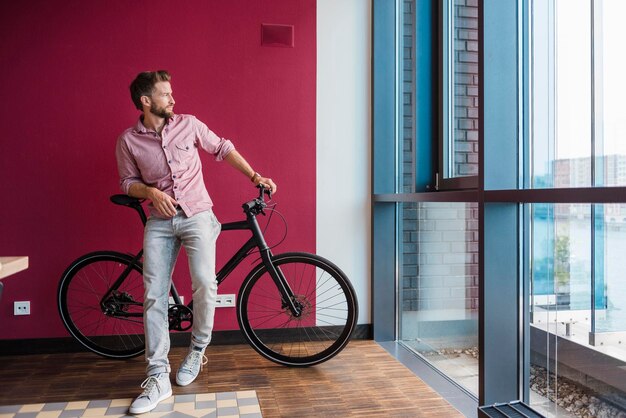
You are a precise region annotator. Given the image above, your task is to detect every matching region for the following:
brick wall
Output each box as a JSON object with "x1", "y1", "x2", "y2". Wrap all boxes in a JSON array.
[
  {"x1": 453, "y1": 0, "x2": 479, "y2": 177},
  {"x1": 401, "y1": 0, "x2": 418, "y2": 310},
  {"x1": 402, "y1": 202, "x2": 479, "y2": 313},
  {"x1": 401, "y1": 0, "x2": 416, "y2": 194},
  {"x1": 416, "y1": 203, "x2": 478, "y2": 311}
]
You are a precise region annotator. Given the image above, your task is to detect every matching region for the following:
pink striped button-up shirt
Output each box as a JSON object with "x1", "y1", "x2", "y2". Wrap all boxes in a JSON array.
[{"x1": 115, "y1": 114, "x2": 235, "y2": 218}]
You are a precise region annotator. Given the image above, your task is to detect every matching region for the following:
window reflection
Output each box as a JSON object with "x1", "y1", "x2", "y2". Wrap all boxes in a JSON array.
[{"x1": 399, "y1": 202, "x2": 479, "y2": 396}]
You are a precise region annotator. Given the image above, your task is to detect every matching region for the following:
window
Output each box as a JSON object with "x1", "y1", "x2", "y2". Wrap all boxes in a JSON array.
[
  {"x1": 395, "y1": 0, "x2": 480, "y2": 395},
  {"x1": 527, "y1": 1, "x2": 626, "y2": 415},
  {"x1": 399, "y1": 201, "x2": 479, "y2": 395},
  {"x1": 440, "y1": 0, "x2": 479, "y2": 190},
  {"x1": 372, "y1": 0, "x2": 626, "y2": 413},
  {"x1": 531, "y1": 0, "x2": 626, "y2": 189}
]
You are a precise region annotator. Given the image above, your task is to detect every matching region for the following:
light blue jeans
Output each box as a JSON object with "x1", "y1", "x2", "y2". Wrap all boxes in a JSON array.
[{"x1": 142, "y1": 208, "x2": 220, "y2": 376}]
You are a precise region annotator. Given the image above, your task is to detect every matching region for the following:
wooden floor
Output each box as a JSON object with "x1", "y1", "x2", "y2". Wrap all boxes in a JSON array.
[{"x1": 0, "y1": 340, "x2": 462, "y2": 417}]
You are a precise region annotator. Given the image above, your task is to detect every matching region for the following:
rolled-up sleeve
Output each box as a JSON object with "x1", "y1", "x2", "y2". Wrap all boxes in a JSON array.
[
  {"x1": 193, "y1": 116, "x2": 235, "y2": 161},
  {"x1": 115, "y1": 136, "x2": 143, "y2": 195}
]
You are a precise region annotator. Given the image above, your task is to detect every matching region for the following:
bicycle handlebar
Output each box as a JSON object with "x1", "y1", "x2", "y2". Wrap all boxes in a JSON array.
[
  {"x1": 242, "y1": 185, "x2": 272, "y2": 215},
  {"x1": 257, "y1": 184, "x2": 272, "y2": 200}
]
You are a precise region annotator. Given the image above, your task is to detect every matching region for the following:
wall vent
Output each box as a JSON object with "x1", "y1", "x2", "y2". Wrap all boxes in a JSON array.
[
  {"x1": 261, "y1": 24, "x2": 294, "y2": 48},
  {"x1": 478, "y1": 401, "x2": 545, "y2": 418}
]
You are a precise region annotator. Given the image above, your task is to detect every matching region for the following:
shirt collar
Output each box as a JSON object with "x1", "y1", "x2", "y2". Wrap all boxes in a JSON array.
[{"x1": 133, "y1": 115, "x2": 176, "y2": 134}]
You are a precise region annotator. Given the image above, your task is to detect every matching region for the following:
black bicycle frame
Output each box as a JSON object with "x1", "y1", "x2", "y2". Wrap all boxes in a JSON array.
[
  {"x1": 214, "y1": 210, "x2": 302, "y2": 317},
  {"x1": 104, "y1": 202, "x2": 302, "y2": 318}
]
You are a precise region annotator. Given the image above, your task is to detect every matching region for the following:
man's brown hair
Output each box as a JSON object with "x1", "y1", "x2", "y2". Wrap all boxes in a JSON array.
[{"x1": 129, "y1": 70, "x2": 171, "y2": 110}]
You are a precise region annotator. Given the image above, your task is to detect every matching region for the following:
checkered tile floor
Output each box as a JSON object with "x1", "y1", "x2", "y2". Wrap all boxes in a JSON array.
[{"x1": 0, "y1": 391, "x2": 262, "y2": 418}]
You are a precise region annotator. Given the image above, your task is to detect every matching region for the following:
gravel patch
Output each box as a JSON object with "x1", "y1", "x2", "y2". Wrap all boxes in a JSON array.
[{"x1": 420, "y1": 346, "x2": 626, "y2": 417}]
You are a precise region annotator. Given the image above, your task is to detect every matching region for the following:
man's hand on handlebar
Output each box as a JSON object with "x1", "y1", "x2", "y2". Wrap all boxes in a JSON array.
[{"x1": 252, "y1": 174, "x2": 277, "y2": 195}]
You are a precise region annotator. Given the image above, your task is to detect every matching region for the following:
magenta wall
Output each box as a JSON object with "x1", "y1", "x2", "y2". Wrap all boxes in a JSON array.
[{"x1": 0, "y1": 0, "x2": 316, "y2": 339}]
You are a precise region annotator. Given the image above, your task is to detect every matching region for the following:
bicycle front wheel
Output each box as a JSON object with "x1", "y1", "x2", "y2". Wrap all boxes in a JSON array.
[
  {"x1": 237, "y1": 252, "x2": 358, "y2": 367},
  {"x1": 58, "y1": 251, "x2": 146, "y2": 359}
]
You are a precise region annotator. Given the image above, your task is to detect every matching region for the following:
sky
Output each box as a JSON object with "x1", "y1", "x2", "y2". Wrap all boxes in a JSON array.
[{"x1": 552, "y1": 0, "x2": 626, "y2": 159}]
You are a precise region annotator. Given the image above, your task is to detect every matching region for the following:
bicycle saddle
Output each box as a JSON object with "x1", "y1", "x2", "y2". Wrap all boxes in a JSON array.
[{"x1": 110, "y1": 194, "x2": 142, "y2": 207}]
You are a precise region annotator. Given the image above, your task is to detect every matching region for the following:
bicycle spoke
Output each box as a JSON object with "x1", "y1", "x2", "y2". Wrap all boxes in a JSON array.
[
  {"x1": 239, "y1": 253, "x2": 357, "y2": 366},
  {"x1": 59, "y1": 253, "x2": 146, "y2": 358}
]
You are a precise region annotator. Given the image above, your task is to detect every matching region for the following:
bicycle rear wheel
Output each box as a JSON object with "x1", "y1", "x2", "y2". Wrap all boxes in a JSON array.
[
  {"x1": 58, "y1": 251, "x2": 145, "y2": 359},
  {"x1": 237, "y1": 252, "x2": 358, "y2": 366}
]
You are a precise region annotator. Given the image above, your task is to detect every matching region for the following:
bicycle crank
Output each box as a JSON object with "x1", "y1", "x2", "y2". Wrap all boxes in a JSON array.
[{"x1": 168, "y1": 304, "x2": 193, "y2": 331}]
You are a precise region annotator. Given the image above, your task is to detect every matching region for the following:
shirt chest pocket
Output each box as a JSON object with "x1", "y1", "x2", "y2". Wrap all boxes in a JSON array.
[{"x1": 173, "y1": 142, "x2": 197, "y2": 164}]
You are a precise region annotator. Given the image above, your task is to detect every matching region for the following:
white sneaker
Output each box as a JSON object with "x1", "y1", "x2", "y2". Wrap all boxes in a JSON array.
[
  {"x1": 128, "y1": 373, "x2": 172, "y2": 414},
  {"x1": 176, "y1": 349, "x2": 208, "y2": 386}
]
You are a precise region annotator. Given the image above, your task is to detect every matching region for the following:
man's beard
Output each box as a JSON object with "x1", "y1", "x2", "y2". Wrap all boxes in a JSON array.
[{"x1": 150, "y1": 103, "x2": 174, "y2": 119}]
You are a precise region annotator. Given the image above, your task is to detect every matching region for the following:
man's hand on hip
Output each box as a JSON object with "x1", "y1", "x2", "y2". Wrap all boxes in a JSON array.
[{"x1": 148, "y1": 188, "x2": 179, "y2": 218}]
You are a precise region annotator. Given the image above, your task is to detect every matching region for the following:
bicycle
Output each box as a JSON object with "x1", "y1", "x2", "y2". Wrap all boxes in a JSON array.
[{"x1": 57, "y1": 186, "x2": 358, "y2": 367}]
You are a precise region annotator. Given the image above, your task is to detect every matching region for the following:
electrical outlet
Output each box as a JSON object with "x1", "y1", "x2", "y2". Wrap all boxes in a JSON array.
[
  {"x1": 14, "y1": 301, "x2": 30, "y2": 316},
  {"x1": 168, "y1": 296, "x2": 185, "y2": 305},
  {"x1": 215, "y1": 294, "x2": 236, "y2": 307}
]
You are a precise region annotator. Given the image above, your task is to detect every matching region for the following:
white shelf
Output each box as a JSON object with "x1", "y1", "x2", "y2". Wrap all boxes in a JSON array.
[{"x1": 0, "y1": 256, "x2": 29, "y2": 280}]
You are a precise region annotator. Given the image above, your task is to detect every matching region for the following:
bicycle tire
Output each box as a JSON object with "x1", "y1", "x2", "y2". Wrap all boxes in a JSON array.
[
  {"x1": 58, "y1": 251, "x2": 146, "y2": 359},
  {"x1": 237, "y1": 252, "x2": 358, "y2": 367}
]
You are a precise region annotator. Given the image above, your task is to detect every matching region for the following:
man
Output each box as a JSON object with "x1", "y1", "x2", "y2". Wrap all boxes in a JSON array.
[{"x1": 116, "y1": 71, "x2": 277, "y2": 414}]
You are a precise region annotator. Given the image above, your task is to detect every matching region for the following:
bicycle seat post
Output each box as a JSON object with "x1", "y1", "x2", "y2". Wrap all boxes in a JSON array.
[{"x1": 133, "y1": 203, "x2": 148, "y2": 226}]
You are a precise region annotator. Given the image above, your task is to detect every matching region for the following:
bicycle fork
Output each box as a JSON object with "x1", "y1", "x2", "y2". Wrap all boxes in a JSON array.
[
  {"x1": 260, "y1": 250, "x2": 303, "y2": 317},
  {"x1": 249, "y1": 214, "x2": 304, "y2": 317}
]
